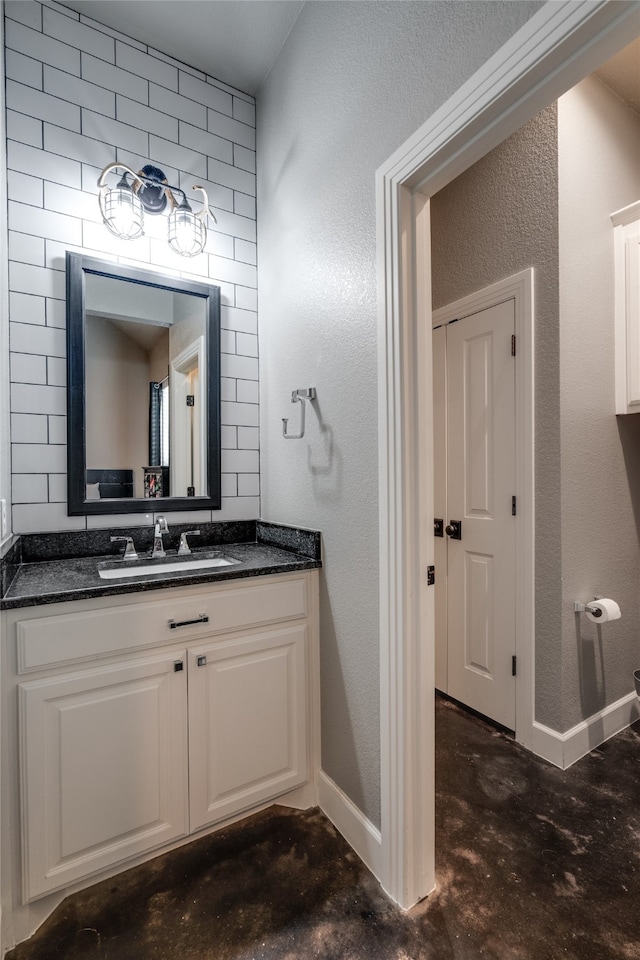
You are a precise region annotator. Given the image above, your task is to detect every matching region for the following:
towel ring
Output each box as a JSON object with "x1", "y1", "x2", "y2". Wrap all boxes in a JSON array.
[{"x1": 282, "y1": 388, "x2": 316, "y2": 440}]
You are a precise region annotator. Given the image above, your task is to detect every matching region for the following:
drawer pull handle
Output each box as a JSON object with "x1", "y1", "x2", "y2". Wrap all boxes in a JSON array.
[{"x1": 167, "y1": 614, "x2": 209, "y2": 630}]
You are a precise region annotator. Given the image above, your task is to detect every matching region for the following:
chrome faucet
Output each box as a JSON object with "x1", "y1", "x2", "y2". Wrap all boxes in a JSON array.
[
  {"x1": 178, "y1": 529, "x2": 201, "y2": 555},
  {"x1": 152, "y1": 516, "x2": 169, "y2": 558},
  {"x1": 110, "y1": 536, "x2": 139, "y2": 561}
]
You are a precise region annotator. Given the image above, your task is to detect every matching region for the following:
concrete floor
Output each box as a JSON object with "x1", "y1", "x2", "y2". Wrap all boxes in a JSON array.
[{"x1": 7, "y1": 696, "x2": 640, "y2": 959}]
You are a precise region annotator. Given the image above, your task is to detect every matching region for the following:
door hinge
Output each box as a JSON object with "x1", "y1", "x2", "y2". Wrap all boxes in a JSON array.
[
  {"x1": 512, "y1": 655, "x2": 517, "y2": 677},
  {"x1": 427, "y1": 565, "x2": 435, "y2": 586},
  {"x1": 511, "y1": 334, "x2": 516, "y2": 357},
  {"x1": 512, "y1": 495, "x2": 517, "y2": 516}
]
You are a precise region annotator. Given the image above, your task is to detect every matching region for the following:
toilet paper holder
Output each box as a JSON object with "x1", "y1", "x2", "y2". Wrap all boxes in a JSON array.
[
  {"x1": 574, "y1": 597, "x2": 620, "y2": 620},
  {"x1": 574, "y1": 600, "x2": 604, "y2": 617}
]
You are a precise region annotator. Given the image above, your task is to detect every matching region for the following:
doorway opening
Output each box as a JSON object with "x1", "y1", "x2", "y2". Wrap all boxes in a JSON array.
[
  {"x1": 377, "y1": 3, "x2": 640, "y2": 909},
  {"x1": 426, "y1": 36, "x2": 639, "y2": 737}
]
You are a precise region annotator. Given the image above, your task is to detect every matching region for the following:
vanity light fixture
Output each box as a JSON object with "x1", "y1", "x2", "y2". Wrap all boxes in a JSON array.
[{"x1": 97, "y1": 162, "x2": 216, "y2": 258}]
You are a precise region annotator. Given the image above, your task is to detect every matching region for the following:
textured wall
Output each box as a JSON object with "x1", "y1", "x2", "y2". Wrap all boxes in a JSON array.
[
  {"x1": 84, "y1": 315, "x2": 150, "y2": 494},
  {"x1": 558, "y1": 75, "x2": 640, "y2": 729},
  {"x1": 257, "y1": 0, "x2": 545, "y2": 826},
  {"x1": 3, "y1": 0, "x2": 259, "y2": 533},
  {"x1": 430, "y1": 106, "x2": 563, "y2": 728}
]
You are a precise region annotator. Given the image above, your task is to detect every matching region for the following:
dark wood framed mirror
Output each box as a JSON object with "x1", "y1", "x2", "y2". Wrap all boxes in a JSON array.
[{"x1": 66, "y1": 252, "x2": 221, "y2": 515}]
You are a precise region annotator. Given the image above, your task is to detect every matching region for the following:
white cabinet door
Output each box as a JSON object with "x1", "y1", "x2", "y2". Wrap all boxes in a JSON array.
[
  {"x1": 188, "y1": 625, "x2": 308, "y2": 832},
  {"x1": 20, "y1": 651, "x2": 188, "y2": 901},
  {"x1": 623, "y1": 231, "x2": 640, "y2": 409},
  {"x1": 612, "y1": 202, "x2": 640, "y2": 414}
]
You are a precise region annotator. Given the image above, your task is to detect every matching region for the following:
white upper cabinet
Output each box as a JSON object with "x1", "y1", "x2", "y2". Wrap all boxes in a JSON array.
[{"x1": 612, "y1": 201, "x2": 640, "y2": 414}]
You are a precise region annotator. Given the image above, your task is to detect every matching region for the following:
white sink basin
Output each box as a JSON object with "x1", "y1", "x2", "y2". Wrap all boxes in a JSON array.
[{"x1": 98, "y1": 556, "x2": 239, "y2": 580}]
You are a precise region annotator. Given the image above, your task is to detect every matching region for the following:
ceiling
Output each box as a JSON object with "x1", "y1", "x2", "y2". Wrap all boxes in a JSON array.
[
  {"x1": 62, "y1": 3, "x2": 638, "y2": 108},
  {"x1": 594, "y1": 36, "x2": 640, "y2": 115},
  {"x1": 106, "y1": 316, "x2": 168, "y2": 353},
  {"x1": 61, "y1": 1, "x2": 305, "y2": 95}
]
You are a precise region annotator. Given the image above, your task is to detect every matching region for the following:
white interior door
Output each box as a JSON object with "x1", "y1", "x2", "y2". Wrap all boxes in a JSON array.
[{"x1": 434, "y1": 298, "x2": 516, "y2": 729}]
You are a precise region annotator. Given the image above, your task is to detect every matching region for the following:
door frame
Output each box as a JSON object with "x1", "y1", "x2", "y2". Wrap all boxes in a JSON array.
[
  {"x1": 170, "y1": 336, "x2": 207, "y2": 497},
  {"x1": 432, "y1": 271, "x2": 534, "y2": 739},
  {"x1": 376, "y1": 0, "x2": 640, "y2": 909}
]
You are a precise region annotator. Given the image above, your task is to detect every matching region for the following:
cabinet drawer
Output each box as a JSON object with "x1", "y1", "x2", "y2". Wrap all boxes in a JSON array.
[{"x1": 17, "y1": 576, "x2": 308, "y2": 672}]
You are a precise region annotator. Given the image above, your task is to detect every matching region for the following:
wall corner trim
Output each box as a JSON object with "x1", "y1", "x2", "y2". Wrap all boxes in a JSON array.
[
  {"x1": 318, "y1": 771, "x2": 383, "y2": 883},
  {"x1": 532, "y1": 693, "x2": 640, "y2": 770}
]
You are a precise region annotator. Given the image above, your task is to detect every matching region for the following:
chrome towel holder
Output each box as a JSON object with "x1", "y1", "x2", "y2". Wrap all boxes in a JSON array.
[{"x1": 282, "y1": 388, "x2": 316, "y2": 440}]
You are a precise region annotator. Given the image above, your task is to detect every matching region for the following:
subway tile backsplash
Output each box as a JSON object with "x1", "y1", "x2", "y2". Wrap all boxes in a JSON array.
[
  {"x1": 115, "y1": 40, "x2": 179, "y2": 91},
  {"x1": 4, "y1": 0, "x2": 260, "y2": 533}
]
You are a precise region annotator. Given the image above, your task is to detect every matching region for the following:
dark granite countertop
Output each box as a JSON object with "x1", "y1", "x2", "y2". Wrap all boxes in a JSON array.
[{"x1": 1, "y1": 521, "x2": 321, "y2": 610}]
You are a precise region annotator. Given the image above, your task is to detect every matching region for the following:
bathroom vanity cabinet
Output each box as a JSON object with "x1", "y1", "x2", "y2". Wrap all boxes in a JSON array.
[{"x1": 4, "y1": 571, "x2": 319, "y2": 905}]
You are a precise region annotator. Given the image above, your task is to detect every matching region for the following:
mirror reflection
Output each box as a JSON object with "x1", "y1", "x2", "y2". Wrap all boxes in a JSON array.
[
  {"x1": 65, "y1": 253, "x2": 221, "y2": 516},
  {"x1": 85, "y1": 275, "x2": 207, "y2": 500}
]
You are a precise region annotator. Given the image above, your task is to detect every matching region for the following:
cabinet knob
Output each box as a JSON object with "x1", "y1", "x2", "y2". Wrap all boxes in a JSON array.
[
  {"x1": 173, "y1": 661, "x2": 184, "y2": 672},
  {"x1": 196, "y1": 655, "x2": 207, "y2": 667}
]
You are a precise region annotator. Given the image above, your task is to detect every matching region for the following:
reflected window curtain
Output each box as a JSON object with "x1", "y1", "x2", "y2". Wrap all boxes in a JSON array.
[
  {"x1": 161, "y1": 380, "x2": 169, "y2": 466},
  {"x1": 149, "y1": 382, "x2": 162, "y2": 465}
]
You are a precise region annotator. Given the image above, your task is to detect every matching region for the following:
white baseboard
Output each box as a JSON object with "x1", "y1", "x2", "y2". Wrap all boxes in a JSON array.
[
  {"x1": 532, "y1": 691, "x2": 640, "y2": 770},
  {"x1": 318, "y1": 771, "x2": 383, "y2": 882}
]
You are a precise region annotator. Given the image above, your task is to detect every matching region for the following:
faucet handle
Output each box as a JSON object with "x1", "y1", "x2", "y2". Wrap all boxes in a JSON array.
[
  {"x1": 178, "y1": 530, "x2": 201, "y2": 555},
  {"x1": 110, "y1": 536, "x2": 139, "y2": 561},
  {"x1": 155, "y1": 515, "x2": 169, "y2": 533}
]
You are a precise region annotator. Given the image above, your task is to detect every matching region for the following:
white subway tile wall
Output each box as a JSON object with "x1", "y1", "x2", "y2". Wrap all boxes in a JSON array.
[{"x1": 4, "y1": 0, "x2": 259, "y2": 533}]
